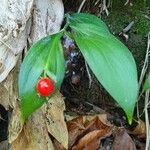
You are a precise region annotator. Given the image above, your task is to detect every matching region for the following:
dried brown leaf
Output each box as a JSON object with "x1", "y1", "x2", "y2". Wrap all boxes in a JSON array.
[
  {"x1": 111, "y1": 128, "x2": 136, "y2": 150},
  {"x1": 67, "y1": 116, "x2": 85, "y2": 148},
  {"x1": 131, "y1": 119, "x2": 146, "y2": 138},
  {"x1": 72, "y1": 129, "x2": 111, "y2": 150},
  {"x1": 45, "y1": 92, "x2": 68, "y2": 149},
  {"x1": 67, "y1": 114, "x2": 112, "y2": 150},
  {"x1": 84, "y1": 116, "x2": 112, "y2": 134}
]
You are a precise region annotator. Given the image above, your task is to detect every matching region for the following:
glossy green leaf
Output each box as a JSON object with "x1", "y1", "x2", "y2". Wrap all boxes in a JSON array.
[
  {"x1": 18, "y1": 33, "x2": 65, "y2": 122},
  {"x1": 68, "y1": 13, "x2": 108, "y2": 30},
  {"x1": 144, "y1": 73, "x2": 150, "y2": 90},
  {"x1": 68, "y1": 13, "x2": 138, "y2": 124}
]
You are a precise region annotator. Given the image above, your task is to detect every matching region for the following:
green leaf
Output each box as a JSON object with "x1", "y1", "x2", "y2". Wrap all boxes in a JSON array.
[
  {"x1": 144, "y1": 73, "x2": 150, "y2": 90},
  {"x1": 68, "y1": 13, "x2": 138, "y2": 124},
  {"x1": 68, "y1": 13, "x2": 108, "y2": 31},
  {"x1": 18, "y1": 33, "x2": 65, "y2": 122}
]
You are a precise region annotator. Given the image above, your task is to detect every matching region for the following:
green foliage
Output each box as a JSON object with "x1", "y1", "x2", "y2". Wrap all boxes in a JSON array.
[
  {"x1": 68, "y1": 13, "x2": 138, "y2": 123},
  {"x1": 18, "y1": 33, "x2": 65, "y2": 122},
  {"x1": 19, "y1": 13, "x2": 139, "y2": 124},
  {"x1": 144, "y1": 74, "x2": 150, "y2": 90}
]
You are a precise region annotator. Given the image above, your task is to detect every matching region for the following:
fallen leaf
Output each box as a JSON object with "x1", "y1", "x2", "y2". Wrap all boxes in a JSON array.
[
  {"x1": 45, "y1": 92, "x2": 68, "y2": 149},
  {"x1": 67, "y1": 116, "x2": 85, "y2": 148},
  {"x1": 84, "y1": 114, "x2": 108, "y2": 124},
  {"x1": 12, "y1": 109, "x2": 55, "y2": 150},
  {"x1": 84, "y1": 116, "x2": 112, "y2": 134},
  {"x1": 8, "y1": 103, "x2": 23, "y2": 143},
  {"x1": 72, "y1": 129, "x2": 110, "y2": 150},
  {"x1": 10, "y1": 92, "x2": 67, "y2": 150},
  {"x1": 67, "y1": 114, "x2": 112, "y2": 150},
  {"x1": 53, "y1": 139, "x2": 66, "y2": 150},
  {"x1": 111, "y1": 128, "x2": 136, "y2": 150},
  {"x1": 65, "y1": 114, "x2": 79, "y2": 122},
  {"x1": 131, "y1": 119, "x2": 146, "y2": 138}
]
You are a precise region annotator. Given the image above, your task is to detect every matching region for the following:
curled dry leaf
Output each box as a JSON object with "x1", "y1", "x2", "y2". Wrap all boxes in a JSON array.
[
  {"x1": 84, "y1": 116, "x2": 112, "y2": 133},
  {"x1": 72, "y1": 130, "x2": 105, "y2": 150},
  {"x1": 131, "y1": 119, "x2": 146, "y2": 139},
  {"x1": 111, "y1": 128, "x2": 136, "y2": 150},
  {"x1": 83, "y1": 114, "x2": 108, "y2": 124},
  {"x1": 45, "y1": 92, "x2": 68, "y2": 149},
  {"x1": 67, "y1": 114, "x2": 112, "y2": 150},
  {"x1": 67, "y1": 116, "x2": 85, "y2": 148}
]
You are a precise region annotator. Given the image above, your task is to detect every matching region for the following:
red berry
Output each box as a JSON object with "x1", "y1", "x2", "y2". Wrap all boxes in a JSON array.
[{"x1": 36, "y1": 77, "x2": 55, "y2": 97}]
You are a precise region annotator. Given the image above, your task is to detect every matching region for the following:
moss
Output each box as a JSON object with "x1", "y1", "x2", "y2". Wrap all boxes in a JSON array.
[
  {"x1": 103, "y1": 0, "x2": 150, "y2": 72},
  {"x1": 134, "y1": 17, "x2": 149, "y2": 36}
]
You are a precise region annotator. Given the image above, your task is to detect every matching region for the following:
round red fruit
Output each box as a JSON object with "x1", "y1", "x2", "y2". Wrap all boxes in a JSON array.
[{"x1": 36, "y1": 77, "x2": 55, "y2": 97}]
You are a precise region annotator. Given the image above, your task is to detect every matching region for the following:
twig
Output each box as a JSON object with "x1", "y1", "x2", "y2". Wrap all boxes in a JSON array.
[
  {"x1": 139, "y1": 32, "x2": 150, "y2": 90},
  {"x1": 123, "y1": 21, "x2": 134, "y2": 33},
  {"x1": 145, "y1": 90, "x2": 150, "y2": 150},
  {"x1": 85, "y1": 102, "x2": 106, "y2": 113},
  {"x1": 137, "y1": 32, "x2": 150, "y2": 118},
  {"x1": 124, "y1": 0, "x2": 130, "y2": 5},
  {"x1": 145, "y1": 15, "x2": 150, "y2": 21},
  {"x1": 0, "y1": 114, "x2": 6, "y2": 122},
  {"x1": 85, "y1": 62, "x2": 92, "y2": 88},
  {"x1": 119, "y1": 21, "x2": 134, "y2": 36},
  {"x1": 103, "y1": 0, "x2": 109, "y2": 16},
  {"x1": 78, "y1": 0, "x2": 86, "y2": 13}
]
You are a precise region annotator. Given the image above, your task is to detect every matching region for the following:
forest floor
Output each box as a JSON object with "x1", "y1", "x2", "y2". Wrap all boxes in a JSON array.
[
  {"x1": 0, "y1": 0, "x2": 150, "y2": 149},
  {"x1": 61, "y1": 0, "x2": 150, "y2": 149}
]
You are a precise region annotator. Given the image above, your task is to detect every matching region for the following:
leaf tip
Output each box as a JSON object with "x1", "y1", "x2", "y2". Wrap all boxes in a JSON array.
[{"x1": 126, "y1": 110, "x2": 134, "y2": 125}]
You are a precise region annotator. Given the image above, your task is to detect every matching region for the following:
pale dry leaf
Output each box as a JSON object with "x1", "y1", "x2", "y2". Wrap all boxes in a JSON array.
[
  {"x1": 84, "y1": 114, "x2": 107, "y2": 122},
  {"x1": 12, "y1": 109, "x2": 54, "y2": 150},
  {"x1": 65, "y1": 114, "x2": 78, "y2": 122},
  {"x1": 0, "y1": 67, "x2": 18, "y2": 110},
  {"x1": 9, "y1": 103, "x2": 23, "y2": 143},
  {"x1": 45, "y1": 92, "x2": 68, "y2": 149},
  {"x1": 12, "y1": 129, "x2": 29, "y2": 150},
  {"x1": 111, "y1": 128, "x2": 136, "y2": 150},
  {"x1": 53, "y1": 139, "x2": 66, "y2": 150},
  {"x1": 66, "y1": 114, "x2": 109, "y2": 126}
]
